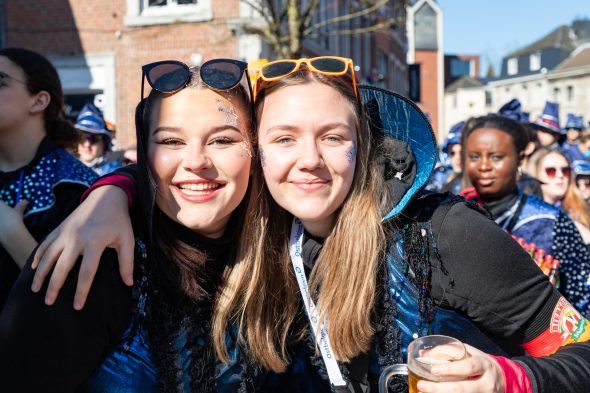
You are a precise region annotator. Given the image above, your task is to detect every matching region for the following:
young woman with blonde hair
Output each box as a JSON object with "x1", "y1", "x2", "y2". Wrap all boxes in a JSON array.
[
  {"x1": 27, "y1": 58, "x2": 590, "y2": 392},
  {"x1": 529, "y1": 147, "x2": 590, "y2": 243}
]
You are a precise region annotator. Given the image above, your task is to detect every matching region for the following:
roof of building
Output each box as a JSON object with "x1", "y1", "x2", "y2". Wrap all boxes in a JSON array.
[
  {"x1": 506, "y1": 24, "x2": 576, "y2": 58},
  {"x1": 554, "y1": 44, "x2": 590, "y2": 71},
  {"x1": 445, "y1": 76, "x2": 484, "y2": 92}
]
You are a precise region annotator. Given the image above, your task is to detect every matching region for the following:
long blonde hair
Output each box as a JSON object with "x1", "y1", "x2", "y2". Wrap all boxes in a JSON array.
[
  {"x1": 212, "y1": 71, "x2": 387, "y2": 371},
  {"x1": 530, "y1": 147, "x2": 590, "y2": 226}
]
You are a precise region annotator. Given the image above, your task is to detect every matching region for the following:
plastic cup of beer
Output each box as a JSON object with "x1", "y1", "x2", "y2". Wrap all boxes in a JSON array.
[{"x1": 378, "y1": 335, "x2": 466, "y2": 393}]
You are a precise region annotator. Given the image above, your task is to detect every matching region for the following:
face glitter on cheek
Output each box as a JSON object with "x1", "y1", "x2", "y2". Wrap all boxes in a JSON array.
[
  {"x1": 240, "y1": 138, "x2": 253, "y2": 158},
  {"x1": 346, "y1": 141, "x2": 357, "y2": 164},
  {"x1": 258, "y1": 147, "x2": 266, "y2": 168}
]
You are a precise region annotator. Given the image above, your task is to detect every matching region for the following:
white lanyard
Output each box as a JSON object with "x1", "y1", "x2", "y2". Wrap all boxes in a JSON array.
[{"x1": 289, "y1": 218, "x2": 346, "y2": 387}]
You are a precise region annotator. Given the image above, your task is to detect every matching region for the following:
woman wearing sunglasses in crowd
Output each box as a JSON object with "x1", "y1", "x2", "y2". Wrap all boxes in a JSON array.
[
  {"x1": 529, "y1": 147, "x2": 590, "y2": 244},
  {"x1": 0, "y1": 48, "x2": 97, "y2": 312},
  {"x1": 26, "y1": 57, "x2": 590, "y2": 392},
  {"x1": 461, "y1": 114, "x2": 590, "y2": 318},
  {"x1": 0, "y1": 59, "x2": 263, "y2": 391}
]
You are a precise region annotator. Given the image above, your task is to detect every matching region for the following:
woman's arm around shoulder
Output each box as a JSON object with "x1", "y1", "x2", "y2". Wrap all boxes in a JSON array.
[{"x1": 32, "y1": 165, "x2": 139, "y2": 309}]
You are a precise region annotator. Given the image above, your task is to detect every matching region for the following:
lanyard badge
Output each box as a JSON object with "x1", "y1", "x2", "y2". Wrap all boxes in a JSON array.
[{"x1": 289, "y1": 218, "x2": 346, "y2": 387}]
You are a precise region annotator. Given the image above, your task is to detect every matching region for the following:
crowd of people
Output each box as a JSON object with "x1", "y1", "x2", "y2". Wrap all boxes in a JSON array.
[
  {"x1": 0, "y1": 47, "x2": 589, "y2": 393},
  {"x1": 431, "y1": 99, "x2": 590, "y2": 318}
]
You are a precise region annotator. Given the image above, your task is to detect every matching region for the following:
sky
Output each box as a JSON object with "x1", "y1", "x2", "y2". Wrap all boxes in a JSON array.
[{"x1": 437, "y1": 0, "x2": 590, "y2": 76}]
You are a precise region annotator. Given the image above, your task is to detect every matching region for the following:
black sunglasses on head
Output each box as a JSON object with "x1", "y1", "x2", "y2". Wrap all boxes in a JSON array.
[{"x1": 141, "y1": 59, "x2": 252, "y2": 100}]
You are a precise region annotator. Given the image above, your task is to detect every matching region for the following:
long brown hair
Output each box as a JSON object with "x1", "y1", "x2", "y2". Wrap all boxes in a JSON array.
[
  {"x1": 530, "y1": 147, "x2": 590, "y2": 227},
  {"x1": 137, "y1": 64, "x2": 257, "y2": 388},
  {"x1": 213, "y1": 70, "x2": 387, "y2": 371}
]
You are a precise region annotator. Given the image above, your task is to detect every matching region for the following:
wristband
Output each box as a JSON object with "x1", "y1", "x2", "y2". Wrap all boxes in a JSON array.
[
  {"x1": 81, "y1": 174, "x2": 136, "y2": 208},
  {"x1": 489, "y1": 355, "x2": 532, "y2": 393}
]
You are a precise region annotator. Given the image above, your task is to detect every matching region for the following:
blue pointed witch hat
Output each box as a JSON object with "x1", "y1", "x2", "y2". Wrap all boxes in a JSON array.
[
  {"x1": 498, "y1": 98, "x2": 530, "y2": 124},
  {"x1": 565, "y1": 113, "x2": 585, "y2": 130},
  {"x1": 358, "y1": 85, "x2": 436, "y2": 221},
  {"x1": 573, "y1": 160, "x2": 590, "y2": 177},
  {"x1": 531, "y1": 101, "x2": 564, "y2": 135},
  {"x1": 74, "y1": 103, "x2": 112, "y2": 137}
]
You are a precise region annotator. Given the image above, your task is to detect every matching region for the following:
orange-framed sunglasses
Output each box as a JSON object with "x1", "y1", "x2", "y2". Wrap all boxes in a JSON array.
[{"x1": 252, "y1": 56, "x2": 358, "y2": 102}]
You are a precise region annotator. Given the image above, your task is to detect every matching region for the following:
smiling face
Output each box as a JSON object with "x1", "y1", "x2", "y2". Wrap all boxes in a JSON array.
[
  {"x1": 257, "y1": 81, "x2": 357, "y2": 237},
  {"x1": 465, "y1": 127, "x2": 521, "y2": 201},
  {"x1": 147, "y1": 87, "x2": 252, "y2": 238},
  {"x1": 538, "y1": 152, "x2": 570, "y2": 205}
]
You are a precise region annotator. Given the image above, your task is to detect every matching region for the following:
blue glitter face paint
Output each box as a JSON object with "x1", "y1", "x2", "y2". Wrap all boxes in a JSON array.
[
  {"x1": 346, "y1": 141, "x2": 357, "y2": 164},
  {"x1": 259, "y1": 147, "x2": 266, "y2": 168}
]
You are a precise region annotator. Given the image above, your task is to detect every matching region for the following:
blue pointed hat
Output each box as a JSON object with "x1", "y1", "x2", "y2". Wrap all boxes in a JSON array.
[
  {"x1": 498, "y1": 98, "x2": 530, "y2": 124},
  {"x1": 442, "y1": 121, "x2": 464, "y2": 153},
  {"x1": 358, "y1": 86, "x2": 436, "y2": 221},
  {"x1": 565, "y1": 113, "x2": 585, "y2": 130},
  {"x1": 531, "y1": 101, "x2": 564, "y2": 135},
  {"x1": 573, "y1": 160, "x2": 590, "y2": 177},
  {"x1": 75, "y1": 103, "x2": 111, "y2": 136}
]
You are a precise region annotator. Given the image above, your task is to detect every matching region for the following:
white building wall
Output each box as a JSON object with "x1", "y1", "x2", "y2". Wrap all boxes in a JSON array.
[
  {"x1": 488, "y1": 68, "x2": 590, "y2": 125},
  {"x1": 443, "y1": 86, "x2": 486, "y2": 135}
]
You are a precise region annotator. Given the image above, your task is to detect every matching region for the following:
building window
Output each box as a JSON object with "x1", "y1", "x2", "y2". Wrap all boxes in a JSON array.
[
  {"x1": 125, "y1": 0, "x2": 212, "y2": 27},
  {"x1": 553, "y1": 87, "x2": 560, "y2": 101},
  {"x1": 567, "y1": 86, "x2": 574, "y2": 101},
  {"x1": 530, "y1": 52, "x2": 541, "y2": 71},
  {"x1": 485, "y1": 91, "x2": 492, "y2": 106},
  {"x1": 450, "y1": 59, "x2": 471, "y2": 78},
  {"x1": 507, "y1": 58, "x2": 518, "y2": 75}
]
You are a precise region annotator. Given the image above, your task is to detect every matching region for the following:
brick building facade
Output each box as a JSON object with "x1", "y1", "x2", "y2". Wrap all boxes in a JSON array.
[{"x1": 3, "y1": 0, "x2": 408, "y2": 147}]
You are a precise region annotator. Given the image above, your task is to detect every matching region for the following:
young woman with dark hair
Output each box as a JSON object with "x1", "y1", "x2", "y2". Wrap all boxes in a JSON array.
[
  {"x1": 0, "y1": 47, "x2": 97, "y2": 311},
  {"x1": 27, "y1": 58, "x2": 590, "y2": 392},
  {"x1": 461, "y1": 114, "x2": 590, "y2": 317},
  {"x1": 0, "y1": 59, "x2": 261, "y2": 391}
]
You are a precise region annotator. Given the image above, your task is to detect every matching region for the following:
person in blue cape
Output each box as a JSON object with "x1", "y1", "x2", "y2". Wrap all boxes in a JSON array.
[
  {"x1": 0, "y1": 48, "x2": 97, "y2": 311},
  {"x1": 75, "y1": 103, "x2": 123, "y2": 176}
]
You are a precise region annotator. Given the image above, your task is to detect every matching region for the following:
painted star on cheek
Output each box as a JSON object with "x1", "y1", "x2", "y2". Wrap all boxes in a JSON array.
[{"x1": 346, "y1": 141, "x2": 357, "y2": 164}]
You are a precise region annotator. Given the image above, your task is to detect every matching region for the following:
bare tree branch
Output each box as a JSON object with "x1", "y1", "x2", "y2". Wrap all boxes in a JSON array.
[
  {"x1": 305, "y1": 0, "x2": 389, "y2": 35},
  {"x1": 306, "y1": 19, "x2": 395, "y2": 38},
  {"x1": 301, "y1": 0, "x2": 321, "y2": 31}
]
